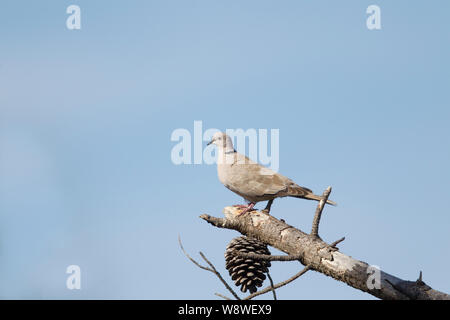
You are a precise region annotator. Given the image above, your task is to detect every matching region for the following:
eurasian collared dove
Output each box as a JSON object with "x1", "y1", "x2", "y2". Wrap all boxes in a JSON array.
[{"x1": 207, "y1": 132, "x2": 336, "y2": 215}]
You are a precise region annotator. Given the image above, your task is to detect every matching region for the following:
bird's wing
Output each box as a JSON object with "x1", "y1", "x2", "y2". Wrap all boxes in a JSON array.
[{"x1": 225, "y1": 153, "x2": 294, "y2": 198}]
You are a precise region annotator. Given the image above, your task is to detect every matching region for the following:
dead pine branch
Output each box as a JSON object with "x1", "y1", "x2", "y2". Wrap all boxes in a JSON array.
[{"x1": 198, "y1": 186, "x2": 450, "y2": 300}]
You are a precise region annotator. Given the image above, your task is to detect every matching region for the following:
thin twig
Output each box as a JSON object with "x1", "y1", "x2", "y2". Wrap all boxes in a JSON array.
[
  {"x1": 267, "y1": 272, "x2": 277, "y2": 300},
  {"x1": 215, "y1": 293, "x2": 232, "y2": 300},
  {"x1": 417, "y1": 271, "x2": 423, "y2": 283},
  {"x1": 311, "y1": 186, "x2": 332, "y2": 238},
  {"x1": 244, "y1": 265, "x2": 311, "y2": 300},
  {"x1": 329, "y1": 237, "x2": 345, "y2": 248},
  {"x1": 199, "y1": 252, "x2": 242, "y2": 300},
  {"x1": 178, "y1": 235, "x2": 241, "y2": 300},
  {"x1": 179, "y1": 236, "x2": 211, "y2": 272},
  {"x1": 415, "y1": 271, "x2": 430, "y2": 289}
]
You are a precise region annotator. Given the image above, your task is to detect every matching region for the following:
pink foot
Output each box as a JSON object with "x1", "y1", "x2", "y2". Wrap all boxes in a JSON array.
[
  {"x1": 233, "y1": 204, "x2": 248, "y2": 208},
  {"x1": 237, "y1": 203, "x2": 256, "y2": 216}
]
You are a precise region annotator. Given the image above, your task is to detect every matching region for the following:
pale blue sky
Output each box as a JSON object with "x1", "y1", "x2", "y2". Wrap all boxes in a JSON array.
[{"x1": 0, "y1": 1, "x2": 449, "y2": 299}]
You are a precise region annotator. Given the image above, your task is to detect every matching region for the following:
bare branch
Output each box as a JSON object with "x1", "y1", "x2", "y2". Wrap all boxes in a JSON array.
[
  {"x1": 235, "y1": 251, "x2": 302, "y2": 262},
  {"x1": 267, "y1": 272, "x2": 277, "y2": 300},
  {"x1": 310, "y1": 186, "x2": 332, "y2": 238},
  {"x1": 215, "y1": 293, "x2": 232, "y2": 300},
  {"x1": 199, "y1": 214, "x2": 230, "y2": 229},
  {"x1": 329, "y1": 236, "x2": 345, "y2": 249},
  {"x1": 384, "y1": 271, "x2": 446, "y2": 300},
  {"x1": 417, "y1": 271, "x2": 423, "y2": 284},
  {"x1": 199, "y1": 206, "x2": 450, "y2": 300},
  {"x1": 178, "y1": 235, "x2": 241, "y2": 300},
  {"x1": 244, "y1": 265, "x2": 311, "y2": 300},
  {"x1": 198, "y1": 252, "x2": 242, "y2": 300},
  {"x1": 178, "y1": 235, "x2": 212, "y2": 272}
]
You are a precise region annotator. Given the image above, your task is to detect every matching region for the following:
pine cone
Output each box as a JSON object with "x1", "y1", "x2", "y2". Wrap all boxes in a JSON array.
[{"x1": 224, "y1": 236, "x2": 271, "y2": 294}]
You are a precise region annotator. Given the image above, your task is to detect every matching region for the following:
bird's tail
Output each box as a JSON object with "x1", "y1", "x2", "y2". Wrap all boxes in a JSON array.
[
  {"x1": 302, "y1": 193, "x2": 337, "y2": 206},
  {"x1": 286, "y1": 185, "x2": 337, "y2": 206}
]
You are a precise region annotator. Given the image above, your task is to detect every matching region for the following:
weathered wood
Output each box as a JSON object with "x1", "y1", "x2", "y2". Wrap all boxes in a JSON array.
[{"x1": 200, "y1": 207, "x2": 450, "y2": 300}]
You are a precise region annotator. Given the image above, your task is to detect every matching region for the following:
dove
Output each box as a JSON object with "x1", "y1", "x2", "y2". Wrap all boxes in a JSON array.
[{"x1": 207, "y1": 132, "x2": 336, "y2": 215}]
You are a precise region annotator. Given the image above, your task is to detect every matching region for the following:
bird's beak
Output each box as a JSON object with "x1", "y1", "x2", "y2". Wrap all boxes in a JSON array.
[{"x1": 207, "y1": 139, "x2": 213, "y2": 146}]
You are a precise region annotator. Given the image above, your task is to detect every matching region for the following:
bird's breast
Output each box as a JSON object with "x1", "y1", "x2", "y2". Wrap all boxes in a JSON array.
[{"x1": 217, "y1": 163, "x2": 229, "y2": 185}]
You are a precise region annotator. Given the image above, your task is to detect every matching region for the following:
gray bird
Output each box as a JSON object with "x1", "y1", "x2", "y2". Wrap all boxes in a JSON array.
[{"x1": 207, "y1": 132, "x2": 336, "y2": 215}]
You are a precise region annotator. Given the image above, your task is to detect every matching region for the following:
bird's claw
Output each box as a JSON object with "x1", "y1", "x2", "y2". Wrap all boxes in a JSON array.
[{"x1": 236, "y1": 203, "x2": 256, "y2": 216}]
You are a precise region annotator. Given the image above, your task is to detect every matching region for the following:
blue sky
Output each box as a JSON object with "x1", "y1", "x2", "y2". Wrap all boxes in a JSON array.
[{"x1": 0, "y1": 1, "x2": 449, "y2": 299}]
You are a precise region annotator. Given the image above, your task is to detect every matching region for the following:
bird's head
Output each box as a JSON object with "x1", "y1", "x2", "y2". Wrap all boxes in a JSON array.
[{"x1": 207, "y1": 132, "x2": 233, "y2": 148}]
